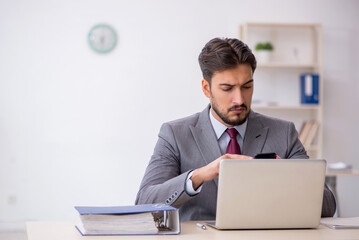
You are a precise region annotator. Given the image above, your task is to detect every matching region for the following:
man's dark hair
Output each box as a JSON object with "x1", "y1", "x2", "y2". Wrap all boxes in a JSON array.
[{"x1": 198, "y1": 38, "x2": 257, "y2": 84}]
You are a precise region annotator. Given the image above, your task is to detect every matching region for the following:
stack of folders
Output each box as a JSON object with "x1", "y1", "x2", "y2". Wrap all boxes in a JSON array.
[
  {"x1": 74, "y1": 203, "x2": 180, "y2": 236},
  {"x1": 321, "y1": 217, "x2": 359, "y2": 229}
]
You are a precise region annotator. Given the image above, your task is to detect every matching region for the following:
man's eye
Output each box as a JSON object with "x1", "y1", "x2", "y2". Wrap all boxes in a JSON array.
[
  {"x1": 222, "y1": 88, "x2": 232, "y2": 92},
  {"x1": 243, "y1": 85, "x2": 252, "y2": 89}
]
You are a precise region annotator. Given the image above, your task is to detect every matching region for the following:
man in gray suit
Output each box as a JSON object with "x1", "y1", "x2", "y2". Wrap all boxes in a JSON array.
[{"x1": 136, "y1": 38, "x2": 336, "y2": 220}]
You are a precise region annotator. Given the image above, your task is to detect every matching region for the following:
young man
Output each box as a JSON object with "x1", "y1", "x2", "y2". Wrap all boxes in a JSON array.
[{"x1": 135, "y1": 38, "x2": 336, "y2": 220}]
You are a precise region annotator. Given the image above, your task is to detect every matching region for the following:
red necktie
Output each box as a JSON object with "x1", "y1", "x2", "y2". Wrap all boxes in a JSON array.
[{"x1": 226, "y1": 128, "x2": 241, "y2": 154}]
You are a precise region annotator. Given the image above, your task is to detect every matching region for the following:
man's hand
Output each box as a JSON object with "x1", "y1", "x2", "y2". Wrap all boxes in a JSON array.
[{"x1": 190, "y1": 154, "x2": 253, "y2": 190}]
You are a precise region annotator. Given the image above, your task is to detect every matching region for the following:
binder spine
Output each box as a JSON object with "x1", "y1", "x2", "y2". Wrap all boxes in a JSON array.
[{"x1": 300, "y1": 74, "x2": 319, "y2": 104}]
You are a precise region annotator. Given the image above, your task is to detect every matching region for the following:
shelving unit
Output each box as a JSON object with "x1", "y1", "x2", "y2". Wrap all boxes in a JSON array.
[{"x1": 239, "y1": 23, "x2": 323, "y2": 158}]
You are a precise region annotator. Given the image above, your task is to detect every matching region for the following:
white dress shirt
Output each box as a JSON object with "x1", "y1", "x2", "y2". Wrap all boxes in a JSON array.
[{"x1": 185, "y1": 108, "x2": 248, "y2": 195}]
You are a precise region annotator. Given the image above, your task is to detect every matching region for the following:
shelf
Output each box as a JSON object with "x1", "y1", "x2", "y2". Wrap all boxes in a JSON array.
[
  {"x1": 252, "y1": 104, "x2": 320, "y2": 110},
  {"x1": 257, "y1": 63, "x2": 318, "y2": 69},
  {"x1": 244, "y1": 22, "x2": 321, "y2": 29}
]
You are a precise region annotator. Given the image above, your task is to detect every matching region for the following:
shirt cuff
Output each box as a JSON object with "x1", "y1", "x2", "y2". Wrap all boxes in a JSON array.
[{"x1": 185, "y1": 170, "x2": 203, "y2": 196}]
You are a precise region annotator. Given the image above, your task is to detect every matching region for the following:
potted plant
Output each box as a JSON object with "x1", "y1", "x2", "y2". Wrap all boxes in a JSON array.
[{"x1": 255, "y1": 42, "x2": 274, "y2": 63}]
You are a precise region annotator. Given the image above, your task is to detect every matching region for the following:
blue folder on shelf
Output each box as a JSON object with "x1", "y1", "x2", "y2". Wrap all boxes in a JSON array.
[
  {"x1": 300, "y1": 73, "x2": 319, "y2": 104},
  {"x1": 74, "y1": 203, "x2": 180, "y2": 236}
]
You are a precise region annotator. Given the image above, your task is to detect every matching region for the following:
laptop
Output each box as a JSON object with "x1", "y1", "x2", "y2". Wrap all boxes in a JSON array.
[{"x1": 207, "y1": 159, "x2": 326, "y2": 229}]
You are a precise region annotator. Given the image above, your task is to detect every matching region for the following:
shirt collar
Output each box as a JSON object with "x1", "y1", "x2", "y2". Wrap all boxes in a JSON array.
[{"x1": 209, "y1": 107, "x2": 248, "y2": 140}]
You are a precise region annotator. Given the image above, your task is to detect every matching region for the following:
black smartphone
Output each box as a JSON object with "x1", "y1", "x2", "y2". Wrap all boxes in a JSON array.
[{"x1": 254, "y1": 152, "x2": 277, "y2": 159}]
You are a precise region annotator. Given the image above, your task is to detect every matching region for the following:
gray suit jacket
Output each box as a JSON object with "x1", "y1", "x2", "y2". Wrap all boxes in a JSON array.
[{"x1": 135, "y1": 106, "x2": 336, "y2": 220}]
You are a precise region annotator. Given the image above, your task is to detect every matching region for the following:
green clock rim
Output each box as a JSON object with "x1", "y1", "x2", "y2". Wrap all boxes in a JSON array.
[{"x1": 88, "y1": 23, "x2": 117, "y2": 54}]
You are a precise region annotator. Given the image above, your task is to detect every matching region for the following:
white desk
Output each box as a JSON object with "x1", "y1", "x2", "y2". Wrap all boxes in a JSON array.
[{"x1": 26, "y1": 221, "x2": 359, "y2": 240}]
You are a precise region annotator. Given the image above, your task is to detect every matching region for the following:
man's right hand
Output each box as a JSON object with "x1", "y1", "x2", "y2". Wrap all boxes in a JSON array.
[{"x1": 190, "y1": 154, "x2": 253, "y2": 190}]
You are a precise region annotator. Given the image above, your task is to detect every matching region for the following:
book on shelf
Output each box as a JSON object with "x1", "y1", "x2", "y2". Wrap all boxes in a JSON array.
[
  {"x1": 299, "y1": 121, "x2": 319, "y2": 148},
  {"x1": 74, "y1": 203, "x2": 180, "y2": 236},
  {"x1": 299, "y1": 121, "x2": 312, "y2": 145},
  {"x1": 304, "y1": 121, "x2": 319, "y2": 147}
]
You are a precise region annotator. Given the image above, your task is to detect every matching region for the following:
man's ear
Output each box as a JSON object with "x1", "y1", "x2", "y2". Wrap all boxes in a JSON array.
[{"x1": 202, "y1": 79, "x2": 211, "y2": 98}]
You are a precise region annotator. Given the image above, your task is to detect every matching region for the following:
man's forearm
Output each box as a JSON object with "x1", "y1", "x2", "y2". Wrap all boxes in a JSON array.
[{"x1": 191, "y1": 154, "x2": 253, "y2": 190}]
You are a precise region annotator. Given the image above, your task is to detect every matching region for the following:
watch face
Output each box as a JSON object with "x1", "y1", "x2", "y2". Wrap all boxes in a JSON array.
[{"x1": 88, "y1": 24, "x2": 117, "y2": 54}]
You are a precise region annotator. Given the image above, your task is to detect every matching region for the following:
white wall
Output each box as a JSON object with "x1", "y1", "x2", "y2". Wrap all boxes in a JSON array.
[{"x1": 1, "y1": 0, "x2": 358, "y2": 228}]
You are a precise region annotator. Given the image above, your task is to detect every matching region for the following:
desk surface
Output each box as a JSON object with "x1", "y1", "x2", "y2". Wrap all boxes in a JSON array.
[
  {"x1": 326, "y1": 169, "x2": 359, "y2": 177},
  {"x1": 26, "y1": 221, "x2": 359, "y2": 240}
]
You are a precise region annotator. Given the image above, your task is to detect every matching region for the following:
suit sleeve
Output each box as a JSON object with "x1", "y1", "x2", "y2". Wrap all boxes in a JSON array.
[
  {"x1": 135, "y1": 123, "x2": 193, "y2": 208},
  {"x1": 286, "y1": 122, "x2": 336, "y2": 217},
  {"x1": 321, "y1": 184, "x2": 336, "y2": 217}
]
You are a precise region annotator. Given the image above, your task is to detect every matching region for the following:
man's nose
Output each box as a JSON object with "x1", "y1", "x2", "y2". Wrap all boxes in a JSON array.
[{"x1": 232, "y1": 89, "x2": 244, "y2": 105}]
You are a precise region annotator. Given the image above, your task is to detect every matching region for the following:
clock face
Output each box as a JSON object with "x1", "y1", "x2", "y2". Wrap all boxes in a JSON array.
[{"x1": 88, "y1": 24, "x2": 117, "y2": 54}]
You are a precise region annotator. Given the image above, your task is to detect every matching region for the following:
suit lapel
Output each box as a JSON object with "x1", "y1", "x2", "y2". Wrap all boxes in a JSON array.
[
  {"x1": 243, "y1": 110, "x2": 269, "y2": 156},
  {"x1": 190, "y1": 106, "x2": 222, "y2": 165},
  {"x1": 190, "y1": 106, "x2": 222, "y2": 186}
]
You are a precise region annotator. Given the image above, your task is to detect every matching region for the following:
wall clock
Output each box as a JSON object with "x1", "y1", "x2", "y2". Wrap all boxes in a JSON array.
[{"x1": 88, "y1": 24, "x2": 117, "y2": 54}]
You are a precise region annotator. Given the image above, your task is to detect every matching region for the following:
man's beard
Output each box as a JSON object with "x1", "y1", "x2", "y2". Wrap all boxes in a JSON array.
[{"x1": 211, "y1": 97, "x2": 249, "y2": 126}]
